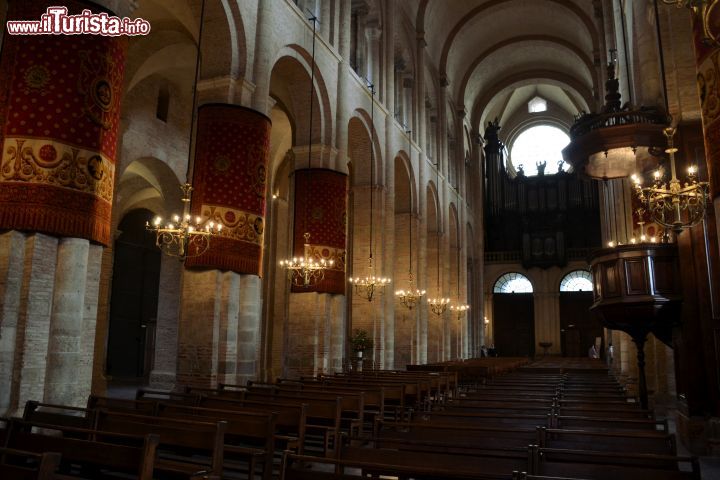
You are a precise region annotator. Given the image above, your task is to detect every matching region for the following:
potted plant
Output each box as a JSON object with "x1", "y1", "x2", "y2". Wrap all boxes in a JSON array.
[{"x1": 349, "y1": 329, "x2": 373, "y2": 358}]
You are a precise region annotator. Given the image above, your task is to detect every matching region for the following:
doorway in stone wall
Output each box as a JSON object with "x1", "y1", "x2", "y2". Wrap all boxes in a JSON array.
[
  {"x1": 492, "y1": 273, "x2": 535, "y2": 357},
  {"x1": 106, "y1": 209, "x2": 161, "y2": 379},
  {"x1": 559, "y1": 270, "x2": 601, "y2": 357}
]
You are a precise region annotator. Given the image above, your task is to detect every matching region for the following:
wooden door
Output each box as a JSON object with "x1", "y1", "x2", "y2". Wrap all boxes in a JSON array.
[
  {"x1": 493, "y1": 293, "x2": 535, "y2": 357},
  {"x1": 559, "y1": 291, "x2": 601, "y2": 357}
]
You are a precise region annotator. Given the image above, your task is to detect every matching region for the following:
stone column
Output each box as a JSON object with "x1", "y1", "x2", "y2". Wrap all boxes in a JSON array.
[
  {"x1": 0, "y1": 233, "x2": 58, "y2": 415},
  {"x1": 178, "y1": 105, "x2": 271, "y2": 387},
  {"x1": 599, "y1": 178, "x2": 634, "y2": 245},
  {"x1": 631, "y1": 0, "x2": 664, "y2": 108},
  {"x1": 416, "y1": 32, "x2": 429, "y2": 364},
  {"x1": 286, "y1": 165, "x2": 347, "y2": 377},
  {"x1": 44, "y1": 239, "x2": 100, "y2": 406},
  {"x1": 0, "y1": 231, "x2": 26, "y2": 414},
  {"x1": 365, "y1": 24, "x2": 382, "y2": 87},
  {"x1": 149, "y1": 255, "x2": 182, "y2": 389},
  {"x1": 689, "y1": 8, "x2": 720, "y2": 257},
  {"x1": 0, "y1": 0, "x2": 129, "y2": 409},
  {"x1": 237, "y1": 275, "x2": 262, "y2": 383},
  {"x1": 251, "y1": 0, "x2": 273, "y2": 114}
]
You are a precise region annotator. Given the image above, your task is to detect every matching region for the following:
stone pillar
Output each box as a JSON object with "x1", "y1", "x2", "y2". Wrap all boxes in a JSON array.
[
  {"x1": 0, "y1": 0, "x2": 129, "y2": 410},
  {"x1": 364, "y1": 22, "x2": 381, "y2": 88},
  {"x1": 237, "y1": 275, "x2": 262, "y2": 383},
  {"x1": 44, "y1": 239, "x2": 101, "y2": 407},
  {"x1": 416, "y1": 32, "x2": 428, "y2": 363},
  {"x1": 0, "y1": 231, "x2": 26, "y2": 414},
  {"x1": 178, "y1": 105, "x2": 271, "y2": 387},
  {"x1": 285, "y1": 166, "x2": 347, "y2": 376},
  {"x1": 599, "y1": 178, "x2": 634, "y2": 245},
  {"x1": 251, "y1": 0, "x2": 273, "y2": 114},
  {"x1": 177, "y1": 270, "x2": 221, "y2": 387},
  {"x1": 319, "y1": 0, "x2": 331, "y2": 41},
  {"x1": 218, "y1": 272, "x2": 240, "y2": 385},
  {"x1": 689, "y1": 7, "x2": 720, "y2": 257},
  {"x1": 631, "y1": 0, "x2": 664, "y2": 108},
  {"x1": 149, "y1": 255, "x2": 182, "y2": 389}
]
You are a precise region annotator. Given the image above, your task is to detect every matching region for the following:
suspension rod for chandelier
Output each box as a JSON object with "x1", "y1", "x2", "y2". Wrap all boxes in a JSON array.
[
  {"x1": 369, "y1": 81, "x2": 375, "y2": 260},
  {"x1": 653, "y1": 0, "x2": 671, "y2": 114},
  {"x1": 185, "y1": 0, "x2": 207, "y2": 189},
  {"x1": 304, "y1": 14, "x2": 318, "y2": 235}
]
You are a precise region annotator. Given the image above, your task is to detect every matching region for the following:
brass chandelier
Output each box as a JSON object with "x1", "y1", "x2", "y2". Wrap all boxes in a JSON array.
[
  {"x1": 631, "y1": 127, "x2": 709, "y2": 233},
  {"x1": 146, "y1": 0, "x2": 221, "y2": 260},
  {"x1": 349, "y1": 82, "x2": 391, "y2": 301},
  {"x1": 279, "y1": 15, "x2": 333, "y2": 287},
  {"x1": 427, "y1": 163, "x2": 449, "y2": 316},
  {"x1": 147, "y1": 183, "x2": 221, "y2": 259}
]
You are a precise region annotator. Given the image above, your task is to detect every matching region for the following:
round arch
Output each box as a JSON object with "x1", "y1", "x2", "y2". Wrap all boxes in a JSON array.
[
  {"x1": 493, "y1": 272, "x2": 534, "y2": 293},
  {"x1": 559, "y1": 269, "x2": 593, "y2": 292}
]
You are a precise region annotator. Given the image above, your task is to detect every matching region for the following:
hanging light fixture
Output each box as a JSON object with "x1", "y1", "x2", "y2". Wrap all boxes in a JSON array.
[
  {"x1": 349, "y1": 82, "x2": 391, "y2": 301},
  {"x1": 631, "y1": 127, "x2": 710, "y2": 232},
  {"x1": 395, "y1": 128, "x2": 426, "y2": 310},
  {"x1": 427, "y1": 160, "x2": 450, "y2": 316},
  {"x1": 145, "y1": 0, "x2": 222, "y2": 260},
  {"x1": 628, "y1": 1, "x2": 710, "y2": 233},
  {"x1": 562, "y1": 49, "x2": 668, "y2": 180},
  {"x1": 279, "y1": 15, "x2": 333, "y2": 287}
]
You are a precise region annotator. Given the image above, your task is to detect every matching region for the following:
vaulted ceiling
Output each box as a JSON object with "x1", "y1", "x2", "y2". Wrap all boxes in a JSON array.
[{"x1": 406, "y1": 0, "x2": 603, "y2": 132}]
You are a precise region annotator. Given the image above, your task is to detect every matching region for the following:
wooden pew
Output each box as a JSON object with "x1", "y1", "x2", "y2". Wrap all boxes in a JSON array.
[
  {"x1": 552, "y1": 414, "x2": 667, "y2": 431},
  {"x1": 537, "y1": 426, "x2": 677, "y2": 455},
  {"x1": 94, "y1": 410, "x2": 226, "y2": 479},
  {"x1": 88, "y1": 395, "x2": 158, "y2": 415},
  {"x1": 338, "y1": 444, "x2": 524, "y2": 479},
  {"x1": 4, "y1": 419, "x2": 158, "y2": 480},
  {"x1": 280, "y1": 451, "x2": 512, "y2": 480},
  {"x1": 239, "y1": 393, "x2": 342, "y2": 457},
  {"x1": 530, "y1": 446, "x2": 701, "y2": 480},
  {"x1": 155, "y1": 403, "x2": 276, "y2": 480},
  {"x1": 513, "y1": 473, "x2": 592, "y2": 480},
  {"x1": 196, "y1": 395, "x2": 308, "y2": 454},
  {"x1": 0, "y1": 448, "x2": 61, "y2": 480},
  {"x1": 420, "y1": 410, "x2": 551, "y2": 429},
  {"x1": 374, "y1": 419, "x2": 537, "y2": 454},
  {"x1": 245, "y1": 387, "x2": 365, "y2": 436},
  {"x1": 22, "y1": 401, "x2": 94, "y2": 429}
]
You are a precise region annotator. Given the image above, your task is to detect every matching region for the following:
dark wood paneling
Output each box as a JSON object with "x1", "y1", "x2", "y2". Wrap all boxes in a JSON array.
[{"x1": 624, "y1": 259, "x2": 648, "y2": 295}]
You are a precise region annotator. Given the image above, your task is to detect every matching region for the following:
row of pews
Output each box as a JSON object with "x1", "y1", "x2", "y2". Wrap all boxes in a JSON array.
[{"x1": 0, "y1": 357, "x2": 702, "y2": 480}]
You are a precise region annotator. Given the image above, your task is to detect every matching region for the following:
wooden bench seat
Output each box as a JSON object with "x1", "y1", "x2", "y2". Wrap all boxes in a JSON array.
[
  {"x1": 553, "y1": 414, "x2": 666, "y2": 431},
  {"x1": 375, "y1": 419, "x2": 537, "y2": 453},
  {"x1": 22, "y1": 401, "x2": 94, "y2": 429},
  {"x1": 4, "y1": 419, "x2": 158, "y2": 480},
  {"x1": 280, "y1": 451, "x2": 512, "y2": 480},
  {"x1": 420, "y1": 410, "x2": 551, "y2": 429},
  {"x1": 537, "y1": 426, "x2": 676, "y2": 455},
  {"x1": 338, "y1": 444, "x2": 524, "y2": 479},
  {"x1": 0, "y1": 447, "x2": 60, "y2": 480},
  {"x1": 531, "y1": 446, "x2": 700, "y2": 480},
  {"x1": 93, "y1": 410, "x2": 226, "y2": 479}
]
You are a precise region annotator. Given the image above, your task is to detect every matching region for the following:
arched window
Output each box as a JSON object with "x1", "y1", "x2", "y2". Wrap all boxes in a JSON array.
[
  {"x1": 510, "y1": 125, "x2": 570, "y2": 176},
  {"x1": 559, "y1": 270, "x2": 593, "y2": 292},
  {"x1": 493, "y1": 272, "x2": 533, "y2": 293}
]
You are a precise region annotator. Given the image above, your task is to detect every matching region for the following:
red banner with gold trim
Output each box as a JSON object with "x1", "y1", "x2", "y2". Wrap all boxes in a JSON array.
[
  {"x1": 185, "y1": 104, "x2": 271, "y2": 275},
  {"x1": 291, "y1": 169, "x2": 347, "y2": 294},
  {"x1": 0, "y1": 0, "x2": 126, "y2": 246}
]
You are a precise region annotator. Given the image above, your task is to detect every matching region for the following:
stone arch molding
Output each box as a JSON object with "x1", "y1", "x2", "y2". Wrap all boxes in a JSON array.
[{"x1": 270, "y1": 45, "x2": 334, "y2": 151}]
